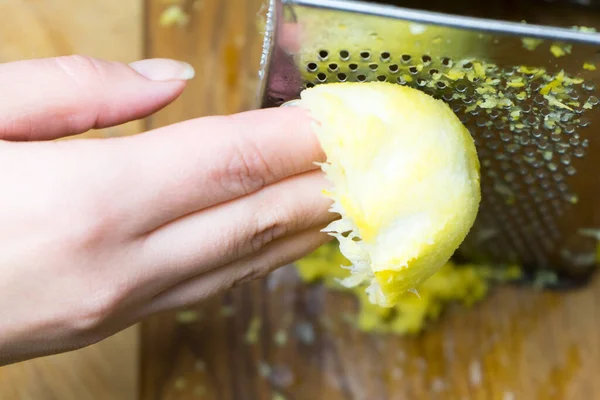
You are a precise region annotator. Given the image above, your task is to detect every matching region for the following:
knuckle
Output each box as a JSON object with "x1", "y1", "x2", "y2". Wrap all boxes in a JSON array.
[
  {"x1": 219, "y1": 122, "x2": 274, "y2": 196},
  {"x1": 247, "y1": 205, "x2": 291, "y2": 253},
  {"x1": 66, "y1": 193, "x2": 121, "y2": 250},
  {"x1": 67, "y1": 282, "x2": 123, "y2": 335},
  {"x1": 51, "y1": 55, "x2": 108, "y2": 133},
  {"x1": 231, "y1": 266, "x2": 268, "y2": 288},
  {"x1": 53, "y1": 55, "x2": 107, "y2": 88}
]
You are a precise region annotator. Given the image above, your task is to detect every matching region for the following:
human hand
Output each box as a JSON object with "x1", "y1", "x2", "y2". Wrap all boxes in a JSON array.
[{"x1": 0, "y1": 56, "x2": 332, "y2": 365}]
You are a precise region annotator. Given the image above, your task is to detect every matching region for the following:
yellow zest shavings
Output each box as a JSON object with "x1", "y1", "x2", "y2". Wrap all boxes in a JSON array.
[
  {"x1": 159, "y1": 5, "x2": 190, "y2": 27},
  {"x1": 295, "y1": 242, "x2": 521, "y2": 336},
  {"x1": 245, "y1": 317, "x2": 262, "y2": 344},
  {"x1": 583, "y1": 62, "x2": 597, "y2": 71},
  {"x1": 522, "y1": 37, "x2": 544, "y2": 51},
  {"x1": 550, "y1": 43, "x2": 572, "y2": 58},
  {"x1": 572, "y1": 26, "x2": 597, "y2": 33},
  {"x1": 176, "y1": 310, "x2": 200, "y2": 324}
]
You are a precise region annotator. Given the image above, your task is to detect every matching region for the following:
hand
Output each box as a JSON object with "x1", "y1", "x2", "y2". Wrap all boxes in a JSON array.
[{"x1": 0, "y1": 55, "x2": 332, "y2": 365}]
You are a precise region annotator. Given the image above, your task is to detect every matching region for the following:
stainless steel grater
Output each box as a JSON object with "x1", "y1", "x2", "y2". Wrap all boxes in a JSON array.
[{"x1": 256, "y1": 0, "x2": 600, "y2": 287}]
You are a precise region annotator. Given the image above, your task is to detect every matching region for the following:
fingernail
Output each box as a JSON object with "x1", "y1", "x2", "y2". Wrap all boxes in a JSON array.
[
  {"x1": 280, "y1": 99, "x2": 301, "y2": 107},
  {"x1": 129, "y1": 58, "x2": 195, "y2": 81}
]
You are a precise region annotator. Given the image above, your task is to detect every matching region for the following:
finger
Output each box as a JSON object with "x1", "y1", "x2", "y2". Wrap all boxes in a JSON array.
[
  {"x1": 137, "y1": 169, "x2": 334, "y2": 291},
  {"x1": 85, "y1": 106, "x2": 324, "y2": 233},
  {"x1": 139, "y1": 229, "x2": 331, "y2": 317},
  {"x1": 0, "y1": 56, "x2": 194, "y2": 141}
]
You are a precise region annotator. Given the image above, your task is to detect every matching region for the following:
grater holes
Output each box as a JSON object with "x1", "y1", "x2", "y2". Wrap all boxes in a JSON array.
[
  {"x1": 574, "y1": 147, "x2": 585, "y2": 157},
  {"x1": 524, "y1": 145, "x2": 536, "y2": 157},
  {"x1": 481, "y1": 130, "x2": 494, "y2": 139},
  {"x1": 557, "y1": 182, "x2": 568, "y2": 192},
  {"x1": 455, "y1": 83, "x2": 467, "y2": 93},
  {"x1": 583, "y1": 81, "x2": 595, "y2": 91},
  {"x1": 537, "y1": 138, "x2": 549, "y2": 149},
  {"x1": 499, "y1": 131, "x2": 511, "y2": 142},
  {"x1": 360, "y1": 51, "x2": 371, "y2": 60},
  {"x1": 540, "y1": 179, "x2": 552, "y2": 189},
  {"x1": 421, "y1": 55, "x2": 432, "y2": 65},
  {"x1": 488, "y1": 109, "x2": 500, "y2": 119},
  {"x1": 318, "y1": 50, "x2": 329, "y2": 61},
  {"x1": 494, "y1": 120, "x2": 505, "y2": 130},
  {"x1": 550, "y1": 132, "x2": 562, "y2": 142},
  {"x1": 560, "y1": 154, "x2": 572, "y2": 165},
  {"x1": 442, "y1": 91, "x2": 453, "y2": 101},
  {"x1": 452, "y1": 104, "x2": 463, "y2": 113},
  {"x1": 546, "y1": 191, "x2": 557, "y2": 200},
  {"x1": 305, "y1": 82, "x2": 315, "y2": 89},
  {"x1": 307, "y1": 62, "x2": 318, "y2": 72},
  {"x1": 524, "y1": 174, "x2": 535, "y2": 185},
  {"x1": 553, "y1": 172, "x2": 565, "y2": 182},
  {"x1": 316, "y1": 73, "x2": 327, "y2": 82},
  {"x1": 299, "y1": 48, "x2": 590, "y2": 232}
]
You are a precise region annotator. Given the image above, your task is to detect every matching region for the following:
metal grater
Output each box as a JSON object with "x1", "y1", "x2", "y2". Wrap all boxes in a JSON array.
[{"x1": 257, "y1": 0, "x2": 600, "y2": 287}]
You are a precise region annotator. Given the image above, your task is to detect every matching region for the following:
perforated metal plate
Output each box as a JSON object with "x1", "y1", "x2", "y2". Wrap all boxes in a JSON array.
[{"x1": 257, "y1": 0, "x2": 600, "y2": 283}]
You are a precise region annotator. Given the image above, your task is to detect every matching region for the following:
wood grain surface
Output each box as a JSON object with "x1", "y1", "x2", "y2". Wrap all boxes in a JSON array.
[
  {"x1": 0, "y1": 1, "x2": 141, "y2": 399},
  {"x1": 140, "y1": 1, "x2": 600, "y2": 399}
]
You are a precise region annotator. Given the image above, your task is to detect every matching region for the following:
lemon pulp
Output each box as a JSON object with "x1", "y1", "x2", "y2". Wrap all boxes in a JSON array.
[{"x1": 298, "y1": 81, "x2": 481, "y2": 307}]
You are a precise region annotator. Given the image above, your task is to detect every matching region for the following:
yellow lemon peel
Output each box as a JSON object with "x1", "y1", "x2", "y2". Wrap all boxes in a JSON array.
[{"x1": 298, "y1": 82, "x2": 481, "y2": 307}]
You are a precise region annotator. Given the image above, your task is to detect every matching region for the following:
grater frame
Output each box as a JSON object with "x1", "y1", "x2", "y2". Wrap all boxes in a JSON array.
[{"x1": 257, "y1": 0, "x2": 600, "y2": 287}]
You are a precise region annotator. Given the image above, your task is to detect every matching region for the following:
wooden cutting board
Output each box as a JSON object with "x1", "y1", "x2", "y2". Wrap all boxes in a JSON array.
[{"x1": 140, "y1": 1, "x2": 600, "y2": 399}]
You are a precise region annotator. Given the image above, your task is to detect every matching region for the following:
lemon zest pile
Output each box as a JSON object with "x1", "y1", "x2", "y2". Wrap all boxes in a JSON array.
[{"x1": 296, "y1": 243, "x2": 521, "y2": 336}]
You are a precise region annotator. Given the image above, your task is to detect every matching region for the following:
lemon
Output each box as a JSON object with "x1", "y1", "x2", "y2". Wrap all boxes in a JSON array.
[{"x1": 298, "y1": 81, "x2": 481, "y2": 307}]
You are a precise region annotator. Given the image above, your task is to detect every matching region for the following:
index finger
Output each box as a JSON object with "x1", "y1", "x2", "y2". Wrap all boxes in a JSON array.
[{"x1": 82, "y1": 106, "x2": 324, "y2": 233}]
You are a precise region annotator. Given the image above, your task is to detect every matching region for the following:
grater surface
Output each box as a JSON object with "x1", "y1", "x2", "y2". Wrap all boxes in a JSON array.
[{"x1": 257, "y1": 0, "x2": 600, "y2": 284}]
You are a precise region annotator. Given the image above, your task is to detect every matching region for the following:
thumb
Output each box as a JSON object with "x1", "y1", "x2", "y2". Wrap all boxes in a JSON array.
[{"x1": 0, "y1": 55, "x2": 195, "y2": 141}]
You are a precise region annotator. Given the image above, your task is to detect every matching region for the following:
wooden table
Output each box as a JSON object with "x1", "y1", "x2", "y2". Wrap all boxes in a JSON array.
[
  {"x1": 2, "y1": 1, "x2": 600, "y2": 399},
  {"x1": 0, "y1": 1, "x2": 141, "y2": 398}
]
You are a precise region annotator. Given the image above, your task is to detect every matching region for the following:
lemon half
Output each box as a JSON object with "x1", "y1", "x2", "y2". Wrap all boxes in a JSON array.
[{"x1": 298, "y1": 82, "x2": 481, "y2": 307}]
